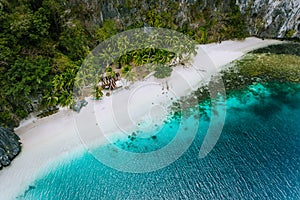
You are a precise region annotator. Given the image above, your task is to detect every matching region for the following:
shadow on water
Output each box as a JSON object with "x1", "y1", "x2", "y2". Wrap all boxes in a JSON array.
[
  {"x1": 246, "y1": 82, "x2": 300, "y2": 118},
  {"x1": 249, "y1": 100, "x2": 282, "y2": 119}
]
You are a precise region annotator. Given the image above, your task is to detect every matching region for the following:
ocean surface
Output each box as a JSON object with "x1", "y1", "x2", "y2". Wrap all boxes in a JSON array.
[{"x1": 19, "y1": 82, "x2": 300, "y2": 199}]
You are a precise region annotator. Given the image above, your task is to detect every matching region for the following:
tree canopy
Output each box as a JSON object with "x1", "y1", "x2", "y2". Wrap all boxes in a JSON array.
[{"x1": 0, "y1": 0, "x2": 249, "y2": 128}]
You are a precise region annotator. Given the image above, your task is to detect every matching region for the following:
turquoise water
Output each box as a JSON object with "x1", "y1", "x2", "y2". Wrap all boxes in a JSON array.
[{"x1": 20, "y1": 82, "x2": 300, "y2": 199}]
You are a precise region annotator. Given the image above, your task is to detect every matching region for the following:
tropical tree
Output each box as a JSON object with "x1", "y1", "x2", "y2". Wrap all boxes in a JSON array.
[
  {"x1": 58, "y1": 91, "x2": 74, "y2": 108},
  {"x1": 132, "y1": 51, "x2": 144, "y2": 66},
  {"x1": 93, "y1": 85, "x2": 103, "y2": 100},
  {"x1": 45, "y1": 95, "x2": 59, "y2": 107},
  {"x1": 154, "y1": 64, "x2": 172, "y2": 79},
  {"x1": 121, "y1": 64, "x2": 135, "y2": 85},
  {"x1": 95, "y1": 20, "x2": 118, "y2": 42}
]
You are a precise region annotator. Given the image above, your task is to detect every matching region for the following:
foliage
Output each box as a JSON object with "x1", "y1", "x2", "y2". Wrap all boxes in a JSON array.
[
  {"x1": 0, "y1": 56, "x2": 52, "y2": 127},
  {"x1": 121, "y1": 65, "x2": 132, "y2": 75},
  {"x1": 286, "y1": 30, "x2": 296, "y2": 38},
  {"x1": 121, "y1": 65, "x2": 135, "y2": 82},
  {"x1": 95, "y1": 20, "x2": 118, "y2": 43},
  {"x1": 0, "y1": 0, "x2": 252, "y2": 128},
  {"x1": 153, "y1": 64, "x2": 172, "y2": 79},
  {"x1": 93, "y1": 85, "x2": 103, "y2": 100},
  {"x1": 0, "y1": 0, "x2": 91, "y2": 127},
  {"x1": 57, "y1": 20, "x2": 90, "y2": 61}
]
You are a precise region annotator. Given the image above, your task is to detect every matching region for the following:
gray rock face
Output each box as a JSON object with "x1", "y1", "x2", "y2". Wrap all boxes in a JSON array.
[
  {"x1": 0, "y1": 127, "x2": 22, "y2": 169},
  {"x1": 236, "y1": 0, "x2": 300, "y2": 38}
]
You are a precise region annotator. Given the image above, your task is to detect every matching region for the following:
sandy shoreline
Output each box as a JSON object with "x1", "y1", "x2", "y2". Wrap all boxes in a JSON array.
[{"x1": 0, "y1": 37, "x2": 282, "y2": 200}]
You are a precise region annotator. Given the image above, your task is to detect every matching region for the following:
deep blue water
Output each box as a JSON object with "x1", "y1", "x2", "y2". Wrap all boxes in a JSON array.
[{"x1": 20, "y1": 82, "x2": 300, "y2": 200}]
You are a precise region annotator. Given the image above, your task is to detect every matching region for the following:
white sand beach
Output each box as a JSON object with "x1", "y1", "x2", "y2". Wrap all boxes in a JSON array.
[{"x1": 0, "y1": 37, "x2": 282, "y2": 200}]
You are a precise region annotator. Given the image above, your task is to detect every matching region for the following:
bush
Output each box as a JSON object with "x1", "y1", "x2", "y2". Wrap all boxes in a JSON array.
[{"x1": 154, "y1": 64, "x2": 172, "y2": 79}]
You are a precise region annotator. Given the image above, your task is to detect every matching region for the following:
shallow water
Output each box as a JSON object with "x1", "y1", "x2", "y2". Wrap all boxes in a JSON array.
[{"x1": 20, "y1": 82, "x2": 300, "y2": 200}]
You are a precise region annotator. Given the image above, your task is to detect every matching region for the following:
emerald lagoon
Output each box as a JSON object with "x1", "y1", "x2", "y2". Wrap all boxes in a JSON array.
[{"x1": 19, "y1": 81, "x2": 300, "y2": 199}]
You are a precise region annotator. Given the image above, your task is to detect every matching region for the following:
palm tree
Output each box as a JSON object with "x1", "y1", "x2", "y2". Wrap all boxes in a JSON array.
[
  {"x1": 154, "y1": 64, "x2": 172, "y2": 79},
  {"x1": 45, "y1": 95, "x2": 59, "y2": 107},
  {"x1": 117, "y1": 35, "x2": 130, "y2": 55},
  {"x1": 121, "y1": 65, "x2": 135, "y2": 85},
  {"x1": 64, "y1": 68, "x2": 76, "y2": 90},
  {"x1": 99, "y1": 47, "x2": 115, "y2": 67},
  {"x1": 93, "y1": 85, "x2": 103, "y2": 100},
  {"x1": 118, "y1": 53, "x2": 132, "y2": 66},
  {"x1": 59, "y1": 91, "x2": 74, "y2": 108},
  {"x1": 52, "y1": 74, "x2": 64, "y2": 91},
  {"x1": 132, "y1": 51, "x2": 144, "y2": 66}
]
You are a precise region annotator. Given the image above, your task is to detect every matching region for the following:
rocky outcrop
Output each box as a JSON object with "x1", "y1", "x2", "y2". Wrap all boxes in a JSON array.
[
  {"x1": 236, "y1": 0, "x2": 300, "y2": 38},
  {"x1": 0, "y1": 127, "x2": 22, "y2": 169}
]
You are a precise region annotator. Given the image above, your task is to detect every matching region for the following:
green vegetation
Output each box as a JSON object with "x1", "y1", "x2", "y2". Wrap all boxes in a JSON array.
[
  {"x1": 93, "y1": 85, "x2": 103, "y2": 100},
  {"x1": 120, "y1": 0, "x2": 248, "y2": 43},
  {"x1": 75, "y1": 28, "x2": 197, "y2": 97},
  {"x1": 95, "y1": 20, "x2": 118, "y2": 42},
  {"x1": 0, "y1": 1, "x2": 92, "y2": 127},
  {"x1": 154, "y1": 64, "x2": 172, "y2": 79},
  {"x1": 0, "y1": 0, "x2": 250, "y2": 128},
  {"x1": 286, "y1": 30, "x2": 296, "y2": 38}
]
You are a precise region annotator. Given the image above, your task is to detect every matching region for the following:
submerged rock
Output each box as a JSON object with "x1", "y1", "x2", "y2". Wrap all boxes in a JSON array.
[{"x1": 0, "y1": 127, "x2": 22, "y2": 169}]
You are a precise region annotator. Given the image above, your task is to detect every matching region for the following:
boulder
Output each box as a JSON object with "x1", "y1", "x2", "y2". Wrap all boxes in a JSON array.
[
  {"x1": 72, "y1": 99, "x2": 88, "y2": 113},
  {"x1": 0, "y1": 127, "x2": 21, "y2": 169}
]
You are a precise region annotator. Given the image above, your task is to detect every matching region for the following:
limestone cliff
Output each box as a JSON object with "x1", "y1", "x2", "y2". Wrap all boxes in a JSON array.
[{"x1": 237, "y1": 0, "x2": 300, "y2": 38}]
